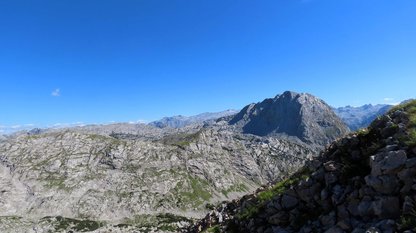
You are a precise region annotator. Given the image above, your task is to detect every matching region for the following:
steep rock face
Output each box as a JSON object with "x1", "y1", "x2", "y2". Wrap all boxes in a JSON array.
[
  {"x1": 189, "y1": 100, "x2": 416, "y2": 233},
  {"x1": 229, "y1": 91, "x2": 349, "y2": 147},
  {"x1": 0, "y1": 123, "x2": 315, "y2": 232},
  {"x1": 334, "y1": 104, "x2": 392, "y2": 131}
]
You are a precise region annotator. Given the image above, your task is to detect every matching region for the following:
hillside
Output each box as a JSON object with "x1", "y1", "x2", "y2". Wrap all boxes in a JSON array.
[
  {"x1": 189, "y1": 100, "x2": 416, "y2": 233},
  {"x1": 0, "y1": 91, "x2": 350, "y2": 232}
]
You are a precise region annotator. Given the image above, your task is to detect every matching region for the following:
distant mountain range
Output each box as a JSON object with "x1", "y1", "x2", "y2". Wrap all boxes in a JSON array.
[
  {"x1": 333, "y1": 104, "x2": 393, "y2": 131},
  {"x1": 1, "y1": 100, "x2": 410, "y2": 137},
  {"x1": 149, "y1": 110, "x2": 238, "y2": 128}
]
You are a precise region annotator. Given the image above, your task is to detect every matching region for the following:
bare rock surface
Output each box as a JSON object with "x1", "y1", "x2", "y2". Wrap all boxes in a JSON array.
[{"x1": 0, "y1": 91, "x2": 349, "y2": 232}]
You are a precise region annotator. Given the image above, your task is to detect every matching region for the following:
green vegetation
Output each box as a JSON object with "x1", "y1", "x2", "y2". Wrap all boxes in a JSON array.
[
  {"x1": 258, "y1": 167, "x2": 310, "y2": 203},
  {"x1": 390, "y1": 100, "x2": 416, "y2": 147},
  {"x1": 176, "y1": 175, "x2": 212, "y2": 208},
  {"x1": 400, "y1": 207, "x2": 416, "y2": 230},
  {"x1": 43, "y1": 175, "x2": 73, "y2": 191},
  {"x1": 237, "y1": 168, "x2": 310, "y2": 220},
  {"x1": 161, "y1": 131, "x2": 201, "y2": 148},
  {"x1": 237, "y1": 205, "x2": 261, "y2": 220},
  {"x1": 205, "y1": 225, "x2": 221, "y2": 233},
  {"x1": 221, "y1": 183, "x2": 249, "y2": 197},
  {"x1": 42, "y1": 216, "x2": 104, "y2": 232},
  {"x1": 87, "y1": 133, "x2": 127, "y2": 147},
  {"x1": 121, "y1": 213, "x2": 192, "y2": 232},
  {"x1": 357, "y1": 128, "x2": 369, "y2": 137},
  {"x1": 0, "y1": 216, "x2": 23, "y2": 221},
  {"x1": 406, "y1": 129, "x2": 416, "y2": 147}
]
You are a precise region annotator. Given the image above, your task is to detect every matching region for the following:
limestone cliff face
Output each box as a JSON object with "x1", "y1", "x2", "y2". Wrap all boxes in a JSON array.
[
  {"x1": 189, "y1": 100, "x2": 416, "y2": 233},
  {"x1": 229, "y1": 91, "x2": 349, "y2": 147}
]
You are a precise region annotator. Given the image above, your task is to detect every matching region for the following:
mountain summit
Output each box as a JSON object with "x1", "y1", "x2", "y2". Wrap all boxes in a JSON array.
[{"x1": 229, "y1": 91, "x2": 349, "y2": 146}]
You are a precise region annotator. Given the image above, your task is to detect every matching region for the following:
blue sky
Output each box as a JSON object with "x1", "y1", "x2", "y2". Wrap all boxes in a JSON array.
[{"x1": 1, "y1": 0, "x2": 415, "y2": 131}]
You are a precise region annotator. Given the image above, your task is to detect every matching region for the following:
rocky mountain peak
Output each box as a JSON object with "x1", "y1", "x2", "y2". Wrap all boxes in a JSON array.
[{"x1": 229, "y1": 91, "x2": 349, "y2": 147}]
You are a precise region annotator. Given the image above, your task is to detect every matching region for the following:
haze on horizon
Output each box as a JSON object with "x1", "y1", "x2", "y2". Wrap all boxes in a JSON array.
[{"x1": 0, "y1": 0, "x2": 415, "y2": 131}]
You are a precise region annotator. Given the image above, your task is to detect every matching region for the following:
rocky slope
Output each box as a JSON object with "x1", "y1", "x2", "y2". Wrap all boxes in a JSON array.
[
  {"x1": 150, "y1": 110, "x2": 238, "y2": 129},
  {"x1": 334, "y1": 104, "x2": 392, "y2": 131},
  {"x1": 0, "y1": 91, "x2": 349, "y2": 232},
  {"x1": 229, "y1": 91, "x2": 349, "y2": 147},
  {"x1": 188, "y1": 100, "x2": 416, "y2": 233},
  {"x1": 0, "y1": 121, "x2": 315, "y2": 232}
]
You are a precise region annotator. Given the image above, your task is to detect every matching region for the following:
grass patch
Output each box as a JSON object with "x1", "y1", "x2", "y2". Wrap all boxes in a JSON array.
[
  {"x1": 161, "y1": 131, "x2": 201, "y2": 149},
  {"x1": 237, "y1": 168, "x2": 310, "y2": 220},
  {"x1": 205, "y1": 225, "x2": 221, "y2": 233},
  {"x1": 42, "y1": 216, "x2": 104, "y2": 232},
  {"x1": 176, "y1": 175, "x2": 212, "y2": 208},
  {"x1": 221, "y1": 183, "x2": 249, "y2": 197},
  {"x1": 406, "y1": 128, "x2": 416, "y2": 147},
  {"x1": 43, "y1": 175, "x2": 73, "y2": 191},
  {"x1": 391, "y1": 100, "x2": 416, "y2": 147},
  {"x1": 400, "y1": 208, "x2": 416, "y2": 230},
  {"x1": 121, "y1": 213, "x2": 192, "y2": 232}
]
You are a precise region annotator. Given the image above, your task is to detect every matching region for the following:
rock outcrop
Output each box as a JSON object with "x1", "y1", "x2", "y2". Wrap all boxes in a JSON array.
[
  {"x1": 189, "y1": 100, "x2": 416, "y2": 233},
  {"x1": 229, "y1": 91, "x2": 349, "y2": 147}
]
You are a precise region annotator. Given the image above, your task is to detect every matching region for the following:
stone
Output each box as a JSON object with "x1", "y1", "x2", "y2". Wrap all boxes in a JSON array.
[
  {"x1": 282, "y1": 195, "x2": 299, "y2": 210},
  {"x1": 271, "y1": 226, "x2": 290, "y2": 233},
  {"x1": 337, "y1": 220, "x2": 352, "y2": 231},
  {"x1": 337, "y1": 205, "x2": 350, "y2": 220},
  {"x1": 374, "y1": 219, "x2": 396, "y2": 233},
  {"x1": 402, "y1": 196, "x2": 414, "y2": 215},
  {"x1": 268, "y1": 212, "x2": 290, "y2": 225},
  {"x1": 365, "y1": 175, "x2": 398, "y2": 195},
  {"x1": 358, "y1": 197, "x2": 373, "y2": 217},
  {"x1": 381, "y1": 144, "x2": 399, "y2": 152},
  {"x1": 325, "y1": 173, "x2": 338, "y2": 186},
  {"x1": 406, "y1": 157, "x2": 416, "y2": 168},
  {"x1": 320, "y1": 211, "x2": 336, "y2": 229},
  {"x1": 324, "y1": 161, "x2": 339, "y2": 172},
  {"x1": 347, "y1": 199, "x2": 360, "y2": 217},
  {"x1": 365, "y1": 227, "x2": 381, "y2": 233},
  {"x1": 324, "y1": 226, "x2": 344, "y2": 233},
  {"x1": 380, "y1": 150, "x2": 407, "y2": 174},
  {"x1": 351, "y1": 150, "x2": 361, "y2": 160},
  {"x1": 372, "y1": 197, "x2": 400, "y2": 219},
  {"x1": 321, "y1": 189, "x2": 329, "y2": 200}
]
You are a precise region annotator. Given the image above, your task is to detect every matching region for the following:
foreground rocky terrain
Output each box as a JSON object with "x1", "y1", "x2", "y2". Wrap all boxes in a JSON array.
[
  {"x1": 189, "y1": 100, "x2": 416, "y2": 233},
  {"x1": 0, "y1": 91, "x2": 349, "y2": 232}
]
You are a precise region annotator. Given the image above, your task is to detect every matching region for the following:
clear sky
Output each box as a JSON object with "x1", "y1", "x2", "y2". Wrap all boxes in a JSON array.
[{"x1": 0, "y1": 0, "x2": 415, "y2": 131}]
